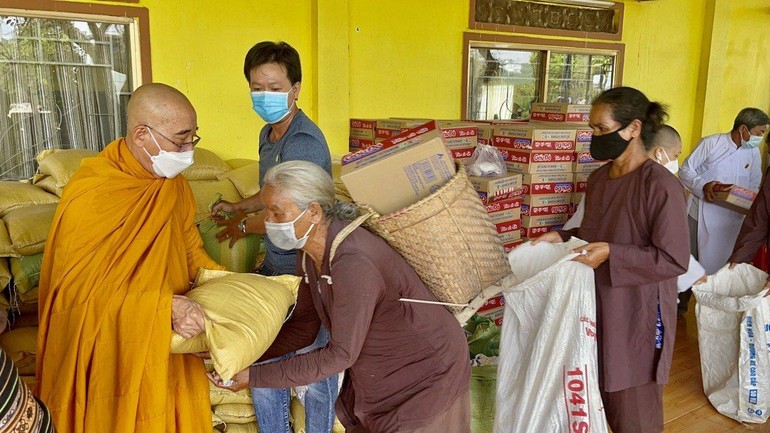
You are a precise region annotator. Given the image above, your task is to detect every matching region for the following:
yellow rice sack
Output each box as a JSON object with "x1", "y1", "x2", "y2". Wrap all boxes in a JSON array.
[
  {"x1": 213, "y1": 403, "x2": 256, "y2": 424},
  {"x1": 210, "y1": 380, "x2": 253, "y2": 406},
  {"x1": 0, "y1": 258, "x2": 10, "y2": 294},
  {"x1": 189, "y1": 179, "x2": 241, "y2": 224},
  {"x1": 217, "y1": 163, "x2": 260, "y2": 199},
  {"x1": 31, "y1": 174, "x2": 62, "y2": 197},
  {"x1": 4, "y1": 203, "x2": 57, "y2": 256},
  {"x1": 198, "y1": 220, "x2": 259, "y2": 274},
  {"x1": 226, "y1": 423, "x2": 259, "y2": 433},
  {"x1": 225, "y1": 158, "x2": 258, "y2": 170},
  {"x1": 212, "y1": 412, "x2": 226, "y2": 432},
  {"x1": 170, "y1": 269, "x2": 300, "y2": 382},
  {"x1": 182, "y1": 148, "x2": 231, "y2": 181},
  {"x1": 0, "y1": 327, "x2": 37, "y2": 376},
  {"x1": 0, "y1": 220, "x2": 16, "y2": 258},
  {"x1": 36, "y1": 148, "x2": 97, "y2": 188},
  {"x1": 0, "y1": 182, "x2": 59, "y2": 218},
  {"x1": 10, "y1": 253, "x2": 42, "y2": 297}
]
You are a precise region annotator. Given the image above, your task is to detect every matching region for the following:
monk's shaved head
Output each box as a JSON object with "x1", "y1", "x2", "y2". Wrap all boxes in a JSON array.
[
  {"x1": 127, "y1": 83, "x2": 195, "y2": 130},
  {"x1": 649, "y1": 124, "x2": 681, "y2": 151}
]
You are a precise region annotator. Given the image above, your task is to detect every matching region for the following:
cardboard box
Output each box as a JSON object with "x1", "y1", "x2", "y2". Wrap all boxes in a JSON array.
[
  {"x1": 576, "y1": 128, "x2": 593, "y2": 143},
  {"x1": 477, "y1": 294, "x2": 505, "y2": 326},
  {"x1": 521, "y1": 172, "x2": 575, "y2": 195},
  {"x1": 496, "y1": 219, "x2": 521, "y2": 237},
  {"x1": 493, "y1": 125, "x2": 577, "y2": 151},
  {"x1": 573, "y1": 160, "x2": 607, "y2": 173},
  {"x1": 502, "y1": 150, "x2": 574, "y2": 174},
  {"x1": 450, "y1": 147, "x2": 475, "y2": 162},
  {"x1": 341, "y1": 124, "x2": 456, "y2": 215},
  {"x1": 349, "y1": 118, "x2": 377, "y2": 140},
  {"x1": 474, "y1": 123, "x2": 495, "y2": 146},
  {"x1": 529, "y1": 103, "x2": 591, "y2": 123},
  {"x1": 575, "y1": 141, "x2": 592, "y2": 152},
  {"x1": 521, "y1": 203, "x2": 572, "y2": 217},
  {"x1": 349, "y1": 137, "x2": 377, "y2": 151},
  {"x1": 503, "y1": 239, "x2": 526, "y2": 253},
  {"x1": 521, "y1": 224, "x2": 563, "y2": 239},
  {"x1": 522, "y1": 214, "x2": 569, "y2": 228},
  {"x1": 469, "y1": 174, "x2": 523, "y2": 203},
  {"x1": 437, "y1": 121, "x2": 478, "y2": 149},
  {"x1": 574, "y1": 172, "x2": 590, "y2": 193},
  {"x1": 522, "y1": 193, "x2": 572, "y2": 207},
  {"x1": 485, "y1": 198, "x2": 522, "y2": 223},
  {"x1": 342, "y1": 121, "x2": 435, "y2": 169},
  {"x1": 713, "y1": 184, "x2": 757, "y2": 214},
  {"x1": 375, "y1": 119, "x2": 428, "y2": 139}
]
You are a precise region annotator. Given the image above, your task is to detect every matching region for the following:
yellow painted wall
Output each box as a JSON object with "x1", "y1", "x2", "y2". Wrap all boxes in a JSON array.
[
  {"x1": 716, "y1": 0, "x2": 770, "y2": 134},
  {"x1": 59, "y1": 0, "x2": 770, "y2": 161}
]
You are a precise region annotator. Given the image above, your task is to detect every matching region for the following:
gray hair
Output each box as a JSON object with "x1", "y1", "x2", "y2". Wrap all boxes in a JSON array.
[
  {"x1": 732, "y1": 108, "x2": 770, "y2": 131},
  {"x1": 649, "y1": 124, "x2": 681, "y2": 150},
  {"x1": 262, "y1": 160, "x2": 358, "y2": 221}
]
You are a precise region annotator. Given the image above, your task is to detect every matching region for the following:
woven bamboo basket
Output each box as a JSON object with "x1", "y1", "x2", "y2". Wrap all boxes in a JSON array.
[{"x1": 357, "y1": 165, "x2": 509, "y2": 313}]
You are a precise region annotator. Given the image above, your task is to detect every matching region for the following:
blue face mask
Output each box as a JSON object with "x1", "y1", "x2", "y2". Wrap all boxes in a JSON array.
[
  {"x1": 742, "y1": 131, "x2": 764, "y2": 149},
  {"x1": 250, "y1": 87, "x2": 295, "y2": 124}
]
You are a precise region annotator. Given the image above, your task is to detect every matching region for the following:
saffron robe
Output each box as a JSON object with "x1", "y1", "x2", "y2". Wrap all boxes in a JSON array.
[{"x1": 36, "y1": 139, "x2": 224, "y2": 433}]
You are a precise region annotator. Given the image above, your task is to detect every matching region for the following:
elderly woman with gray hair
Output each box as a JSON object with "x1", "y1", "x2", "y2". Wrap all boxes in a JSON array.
[{"x1": 209, "y1": 160, "x2": 471, "y2": 433}]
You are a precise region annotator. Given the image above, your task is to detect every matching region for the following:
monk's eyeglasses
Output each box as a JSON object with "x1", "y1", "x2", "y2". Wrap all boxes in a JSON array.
[{"x1": 144, "y1": 125, "x2": 201, "y2": 149}]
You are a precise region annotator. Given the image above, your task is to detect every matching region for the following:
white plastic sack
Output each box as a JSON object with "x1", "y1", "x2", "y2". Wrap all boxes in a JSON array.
[
  {"x1": 495, "y1": 240, "x2": 609, "y2": 433},
  {"x1": 693, "y1": 263, "x2": 770, "y2": 423}
]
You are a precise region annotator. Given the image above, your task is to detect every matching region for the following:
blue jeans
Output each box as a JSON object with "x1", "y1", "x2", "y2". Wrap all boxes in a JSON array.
[
  {"x1": 251, "y1": 327, "x2": 338, "y2": 433},
  {"x1": 253, "y1": 263, "x2": 339, "y2": 433}
]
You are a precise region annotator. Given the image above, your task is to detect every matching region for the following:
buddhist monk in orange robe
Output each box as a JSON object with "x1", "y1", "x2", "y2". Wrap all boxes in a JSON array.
[{"x1": 35, "y1": 83, "x2": 225, "y2": 433}]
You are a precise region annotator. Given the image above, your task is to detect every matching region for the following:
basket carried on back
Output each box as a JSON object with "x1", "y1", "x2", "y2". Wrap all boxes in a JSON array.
[{"x1": 357, "y1": 165, "x2": 509, "y2": 313}]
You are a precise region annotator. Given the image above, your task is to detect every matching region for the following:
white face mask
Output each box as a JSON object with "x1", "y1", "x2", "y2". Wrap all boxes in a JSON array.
[
  {"x1": 265, "y1": 208, "x2": 315, "y2": 251},
  {"x1": 142, "y1": 130, "x2": 194, "y2": 178},
  {"x1": 657, "y1": 149, "x2": 679, "y2": 175}
]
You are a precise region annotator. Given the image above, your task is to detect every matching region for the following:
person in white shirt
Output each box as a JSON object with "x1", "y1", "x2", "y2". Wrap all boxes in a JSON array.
[{"x1": 679, "y1": 108, "x2": 768, "y2": 278}]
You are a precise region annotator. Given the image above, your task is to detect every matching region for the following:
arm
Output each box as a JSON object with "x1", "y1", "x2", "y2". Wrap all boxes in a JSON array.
[
  {"x1": 248, "y1": 252, "x2": 382, "y2": 388},
  {"x1": 607, "y1": 178, "x2": 690, "y2": 287},
  {"x1": 729, "y1": 171, "x2": 770, "y2": 263},
  {"x1": 679, "y1": 138, "x2": 712, "y2": 199},
  {"x1": 281, "y1": 133, "x2": 332, "y2": 174},
  {"x1": 257, "y1": 278, "x2": 321, "y2": 361}
]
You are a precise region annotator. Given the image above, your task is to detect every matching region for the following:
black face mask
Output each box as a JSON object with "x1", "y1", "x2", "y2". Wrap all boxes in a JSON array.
[{"x1": 589, "y1": 125, "x2": 631, "y2": 161}]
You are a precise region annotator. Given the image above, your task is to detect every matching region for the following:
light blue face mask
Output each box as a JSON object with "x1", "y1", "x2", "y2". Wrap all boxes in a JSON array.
[
  {"x1": 250, "y1": 87, "x2": 295, "y2": 124},
  {"x1": 741, "y1": 126, "x2": 764, "y2": 149}
]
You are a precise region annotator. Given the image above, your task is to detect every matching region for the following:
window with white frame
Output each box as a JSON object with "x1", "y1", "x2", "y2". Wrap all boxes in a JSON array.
[
  {"x1": 467, "y1": 44, "x2": 617, "y2": 121},
  {"x1": 0, "y1": 12, "x2": 140, "y2": 180}
]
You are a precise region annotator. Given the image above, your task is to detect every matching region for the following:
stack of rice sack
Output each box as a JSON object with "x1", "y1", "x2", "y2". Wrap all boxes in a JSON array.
[
  {"x1": 208, "y1": 375, "x2": 258, "y2": 433},
  {"x1": 0, "y1": 179, "x2": 61, "y2": 311},
  {"x1": 183, "y1": 149, "x2": 262, "y2": 273}
]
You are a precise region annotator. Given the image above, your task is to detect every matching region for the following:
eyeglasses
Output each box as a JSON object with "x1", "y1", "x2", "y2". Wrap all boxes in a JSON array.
[{"x1": 144, "y1": 125, "x2": 201, "y2": 149}]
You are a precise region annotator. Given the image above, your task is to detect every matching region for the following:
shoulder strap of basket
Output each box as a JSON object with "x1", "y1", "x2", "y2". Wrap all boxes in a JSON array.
[{"x1": 301, "y1": 212, "x2": 373, "y2": 283}]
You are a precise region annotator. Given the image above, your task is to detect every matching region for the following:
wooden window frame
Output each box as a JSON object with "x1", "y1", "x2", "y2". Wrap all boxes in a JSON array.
[
  {"x1": 469, "y1": 0, "x2": 625, "y2": 42},
  {"x1": 462, "y1": 32, "x2": 624, "y2": 119},
  {"x1": 1, "y1": 0, "x2": 151, "y2": 85}
]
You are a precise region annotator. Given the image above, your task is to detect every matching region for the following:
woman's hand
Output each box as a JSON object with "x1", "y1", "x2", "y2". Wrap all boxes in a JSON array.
[
  {"x1": 571, "y1": 242, "x2": 610, "y2": 269},
  {"x1": 211, "y1": 200, "x2": 237, "y2": 222},
  {"x1": 171, "y1": 295, "x2": 206, "y2": 339},
  {"x1": 207, "y1": 368, "x2": 250, "y2": 392},
  {"x1": 216, "y1": 211, "x2": 247, "y2": 248},
  {"x1": 531, "y1": 231, "x2": 564, "y2": 245}
]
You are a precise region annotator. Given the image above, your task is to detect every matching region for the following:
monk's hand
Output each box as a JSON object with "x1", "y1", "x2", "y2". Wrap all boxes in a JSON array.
[
  {"x1": 216, "y1": 211, "x2": 247, "y2": 248},
  {"x1": 171, "y1": 295, "x2": 207, "y2": 339},
  {"x1": 207, "y1": 368, "x2": 250, "y2": 392},
  {"x1": 703, "y1": 181, "x2": 718, "y2": 203},
  {"x1": 571, "y1": 242, "x2": 609, "y2": 269},
  {"x1": 531, "y1": 231, "x2": 563, "y2": 245}
]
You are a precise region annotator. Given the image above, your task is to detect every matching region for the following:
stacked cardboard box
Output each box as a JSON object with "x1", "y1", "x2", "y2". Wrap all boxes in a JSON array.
[
  {"x1": 341, "y1": 121, "x2": 456, "y2": 215},
  {"x1": 490, "y1": 121, "x2": 576, "y2": 241},
  {"x1": 348, "y1": 118, "x2": 479, "y2": 165},
  {"x1": 469, "y1": 174, "x2": 524, "y2": 253}
]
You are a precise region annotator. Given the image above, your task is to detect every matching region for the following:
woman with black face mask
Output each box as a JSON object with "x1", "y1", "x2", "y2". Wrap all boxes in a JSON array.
[{"x1": 534, "y1": 86, "x2": 690, "y2": 433}]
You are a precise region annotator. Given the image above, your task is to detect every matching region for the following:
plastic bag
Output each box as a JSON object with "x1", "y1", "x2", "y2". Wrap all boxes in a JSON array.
[
  {"x1": 495, "y1": 240, "x2": 609, "y2": 433},
  {"x1": 693, "y1": 263, "x2": 770, "y2": 423},
  {"x1": 467, "y1": 144, "x2": 506, "y2": 177}
]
